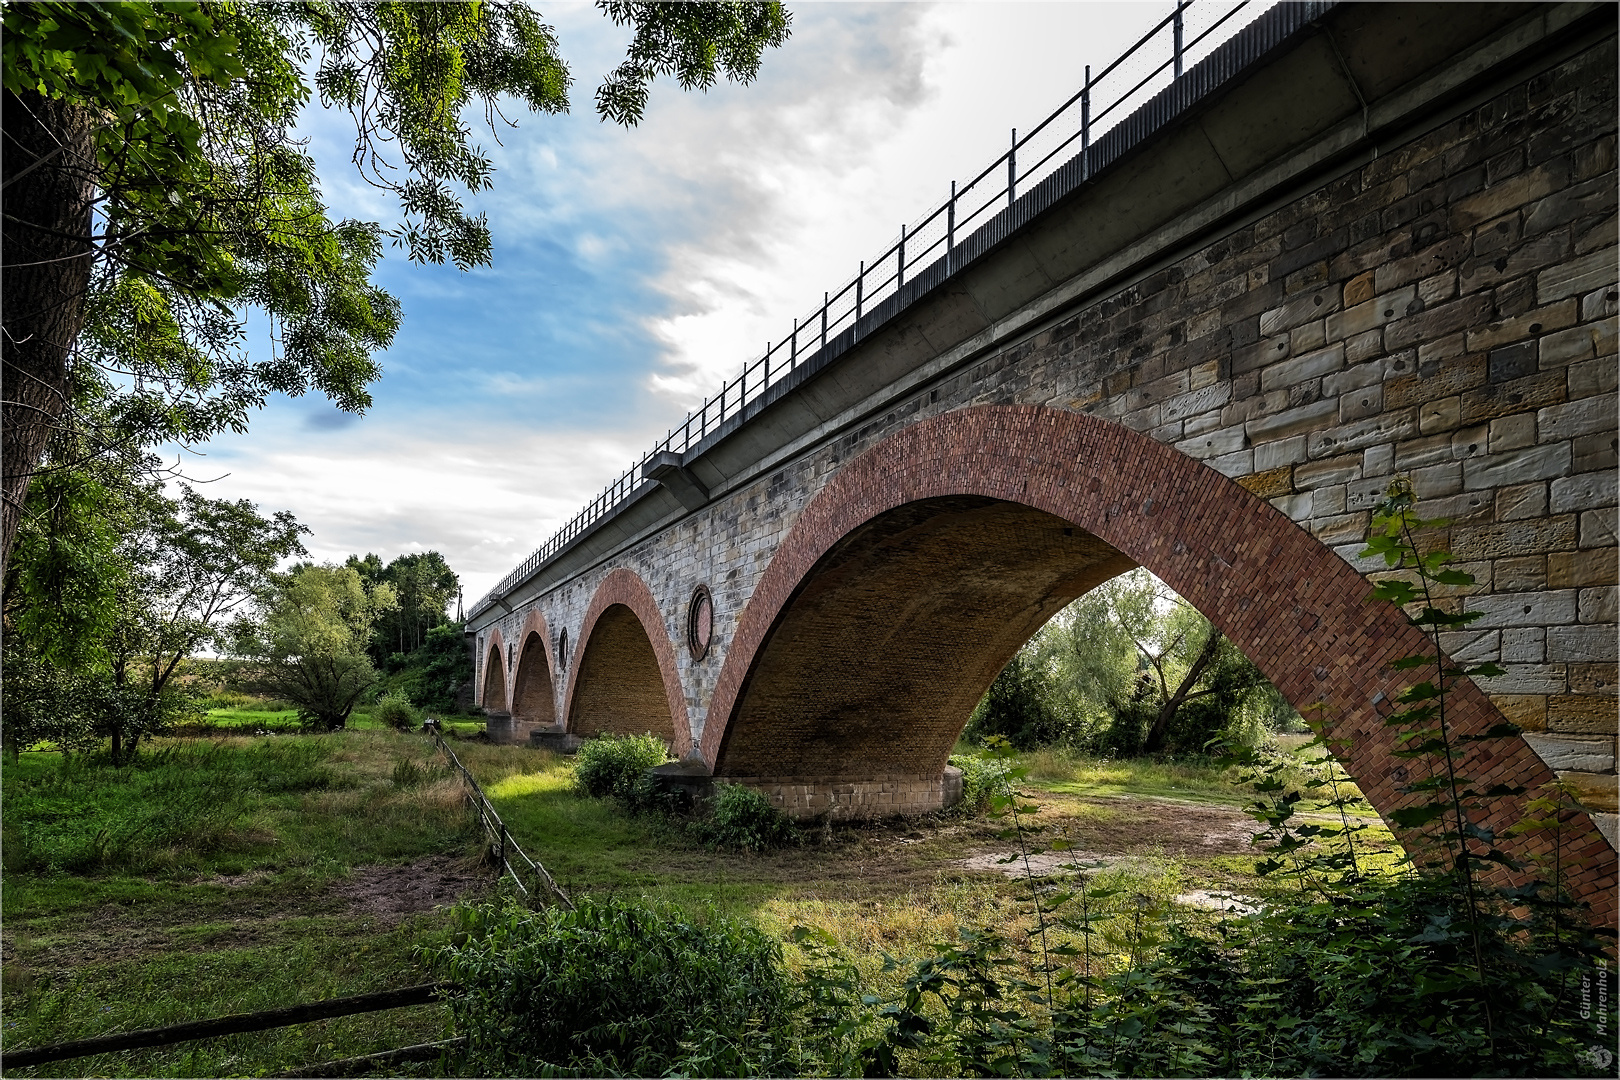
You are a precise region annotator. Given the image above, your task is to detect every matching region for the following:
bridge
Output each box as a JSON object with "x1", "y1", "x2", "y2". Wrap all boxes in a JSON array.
[{"x1": 466, "y1": 1, "x2": 1618, "y2": 921}]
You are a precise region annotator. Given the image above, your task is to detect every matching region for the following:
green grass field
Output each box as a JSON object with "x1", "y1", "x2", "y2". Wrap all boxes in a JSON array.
[{"x1": 0, "y1": 731, "x2": 1401, "y2": 1077}]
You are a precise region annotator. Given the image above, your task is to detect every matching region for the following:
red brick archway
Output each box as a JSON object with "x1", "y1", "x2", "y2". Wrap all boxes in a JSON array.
[
  {"x1": 480, "y1": 627, "x2": 509, "y2": 714},
  {"x1": 511, "y1": 610, "x2": 557, "y2": 729},
  {"x1": 704, "y1": 405, "x2": 1615, "y2": 922},
  {"x1": 564, "y1": 567, "x2": 692, "y2": 753}
]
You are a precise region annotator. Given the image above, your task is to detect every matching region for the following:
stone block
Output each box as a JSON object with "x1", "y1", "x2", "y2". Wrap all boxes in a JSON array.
[
  {"x1": 1411, "y1": 462, "x2": 1462, "y2": 497},
  {"x1": 1493, "y1": 555, "x2": 1547, "y2": 591},
  {"x1": 1385, "y1": 293, "x2": 1495, "y2": 350},
  {"x1": 1569, "y1": 662, "x2": 1619, "y2": 695},
  {"x1": 1556, "y1": 770, "x2": 1619, "y2": 814},
  {"x1": 1449, "y1": 166, "x2": 1565, "y2": 230},
  {"x1": 1396, "y1": 432, "x2": 1463, "y2": 470},
  {"x1": 1294, "y1": 454, "x2": 1361, "y2": 489},
  {"x1": 1567, "y1": 354, "x2": 1618, "y2": 399},
  {"x1": 1489, "y1": 693, "x2": 1547, "y2": 732},
  {"x1": 1522, "y1": 733, "x2": 1616, "y2": 773},
  {"x1": 1313, "y1": 513, "x2": 1370, "y2": 545},
  {"x1": 1579, "y1": 586, "x2": 1619, "y2": 625},
  {"x1": 1420, "y1": 396, "x2": 1461, "y2": 433},
  {"x1": 1461, "y1": 442, "x2": 1573, "y2": 490},
  {"x1": 1233, "y1": 333, "x2": 1293, "y2": 375},
  {"x1": 1581, "y1": 506, "x2": 1618, "y2": 548},
  {"x1": 1538, "y1": 245, "x2": 1619, "y2": 304},
  {"x1": 1496, "y1": 482, "x2": 1548, "y2": 521},
  {"x1": 1538, "y1": 396, "x2": 1616, "y2": 442},
  {"x1": 1461, "y1": 370, "x2": 1567, "y2": 425},
  {"x1": 1452, "y1": 515, "x2": 1578, "y2": 560},
  {"x1": 1478, "y1": 664, "x2": 1568, "y2": 696},
  {"x1": 1246, "y1": 398, "x2": 1339, "y2": 444},
  {"x1": 1540, "y1": 323, "x2": 1600, "y2": 366},
  {"x1": 1548, "y1": 696, "x2": 1620, "y2": 737},
  {"x1": 1325, "y1": 285, "x2": 1416, "y2": 341},
  {"x1": 1338, "y1": 384, "x2": 1383, "y2": 422},
  {"x1": 1260, "y1": 344, "x2": 1345, "y2": 393},
  {"x1": 1161, "y1": 382, "x2": 1232, "y2": 423},
  {"x1": 1307, "y1": 409, "x2": 1418, "y2": 459},
  {"x1": 1466, "y1": 590, "x2": 1577, "y2": 629},
  {"x1": 1551, "y1": 470, "x2": 1618, "y2": 515},
  {"x1": 1253, "y1": 435, "x2": 1307, "y2": 470},
  {"x1": 1236, "y1": 466, "x2": 1293, "y2": 498},
  {"x1": 1258, "y1": 284, "x2": 1338, "y2": 337},
  {"x1": 1290, "y1": 319, "x2": 1327, "y2": 353},
  {"x1": 1548, "y1": 625, "x2": 1619, "y2": 663},
  {"x1": 1440, "y1": 629, "x2": 1499, "y2": 662},
  {"x1": 1208, "y1": 449, "x2": 1253, "y2": 477},
  {"x1": 1572, "y1": 431, "x2": 1618, "y2": 472},
  {"x1": 1582, "y1": 284, "x2": 1619, "y2": 321},
  {"x1": 1467, "y1": 299, "x2": 1578, "y2": 353},
  {"x1": 1549, "y1": 548, "x2": 1619, "y2": 588},
  {"x1": 1322, "y1": 360, "x2": 1384, "y2": 397},
  {"x1": 1176, "y1": 425, "x2": 1246, "y2": 460},
  {"x1": 1501, "y1": 626, "x2": 1547, "y2": 663},
  {"x1": 1363, "y1": 442, "x2": 1395, "y2": 477},
  {"x1": 1488, "y1": 341, "x2": 1539, "y2": 383},
  {"x1": 1488, "y1": 413, "x2": 1536, "y2": 451}
]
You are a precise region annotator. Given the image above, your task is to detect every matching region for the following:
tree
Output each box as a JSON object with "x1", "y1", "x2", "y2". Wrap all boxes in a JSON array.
[
  {"x1": 2, "y1": 1, "x2": 792, "y2": 574},
  {"x1": 2, "y1": 431, "x2": 308, "y2": 760},
  {"x1": 229, "y1": 563, "x2": 398, "y2": 730},
  {"x1": 346, "y1": 549, "x2": 459, "y2": 660}
]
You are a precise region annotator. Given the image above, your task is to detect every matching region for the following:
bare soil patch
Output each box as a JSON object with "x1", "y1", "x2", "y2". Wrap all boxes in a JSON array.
[{"x1": 331, "y1": 854, "x2": 490, "y2": 921}]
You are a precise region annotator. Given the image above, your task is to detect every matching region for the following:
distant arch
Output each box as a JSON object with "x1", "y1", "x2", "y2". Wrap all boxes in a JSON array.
[
  {"x1": 703, "y1": 404, "x2": 1614, "y2": 919},
  {"x1": 480, "y1": 627, "x2": 509, "y2": 714},
  {"x1": 563, "y1": 568, "x2": 691, "y2": 753},
  {"x1": 511, "y1": 610, "x2": 558, "y2": 730}
]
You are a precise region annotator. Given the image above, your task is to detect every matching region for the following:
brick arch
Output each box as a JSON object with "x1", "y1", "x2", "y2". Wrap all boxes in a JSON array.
[
  {"x1": 480, "y1": 626, "x2": 509, "y2": 714},
  {"x1": 704, "y1": 404, "x2": 1615, "y2": 921},
  {"x1": 563, "y1": 567, "x2": 692, "y2": 753},
  {"x1": 511, "y1": 610, "x2": 558, "y2": 729}
]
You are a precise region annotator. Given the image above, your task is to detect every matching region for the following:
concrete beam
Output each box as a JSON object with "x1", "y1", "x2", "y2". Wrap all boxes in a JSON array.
[{"x1": 642, "y1": 451, "x2": 710, "y2": 512}]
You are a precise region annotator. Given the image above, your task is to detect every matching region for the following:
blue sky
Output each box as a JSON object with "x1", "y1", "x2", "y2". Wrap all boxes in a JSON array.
[{"x1": 185, "y1": 2, "x2": 1208, "y2": 603}]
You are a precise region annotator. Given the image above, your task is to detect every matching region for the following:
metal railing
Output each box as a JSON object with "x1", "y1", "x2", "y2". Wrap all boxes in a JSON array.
[{"x1": 473, "y1": 0, "x2": 1269, "y2": 615}]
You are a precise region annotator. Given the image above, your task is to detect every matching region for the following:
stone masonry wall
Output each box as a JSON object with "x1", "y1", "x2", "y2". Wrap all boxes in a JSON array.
[{"x1": 476, "y1": 37, "x2": 1617, "y2": 826}]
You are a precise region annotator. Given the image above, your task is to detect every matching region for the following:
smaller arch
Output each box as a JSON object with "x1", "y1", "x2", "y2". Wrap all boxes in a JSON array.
[
  {"x1": 480, "y1": 626, "x2": 510, "y2": 714},
  {"x1": 563, "y1": 568, "x2": 692, "y2": 754},
  {"x1": 511, "y1": 609, "x2": 558, "y2": 731}
]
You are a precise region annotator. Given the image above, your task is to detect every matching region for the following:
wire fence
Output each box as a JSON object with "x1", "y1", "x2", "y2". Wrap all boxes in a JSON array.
[
  {"x1": 473, "y1": 0, "x2": 1277, "y2": 615},
  {"x1": 429, "y1": 724, "x2": 573, "y2": 910}
]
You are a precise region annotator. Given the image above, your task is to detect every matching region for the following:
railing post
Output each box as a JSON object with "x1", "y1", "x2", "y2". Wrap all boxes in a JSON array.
[
  {"x1": 1174, "y1": 0, "x2": 1186, "y2": 78},
  {"x1": 898, "y1": 224, "x2": 906, "y2": 289},
  {"x1": 1081, "y1": 65, "x2": 1091, "y2": 181},
  {"x1": 1008, "y1": 128, "x2": 1017, "y2": 206},
  {"x1": 856, "y1": 260, "x2": 864, "y2": 320},
  {"x1": 764, "y1": 346, "x2": 770, "y2": 389},
  {"x1": 791, "y1": 318, "x2": 798, "y2": 367},
  {"x1": 821, "y1": 292, "x2": 828, "y2": 351},
  {"x1": 947, "y1": 180, "x2": 956, "y2": 273}
]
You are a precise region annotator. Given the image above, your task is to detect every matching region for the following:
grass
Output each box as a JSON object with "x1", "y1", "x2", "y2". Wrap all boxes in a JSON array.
[{"x1": 1, "y1": 729, "x2": 1407, "y2": 1077}]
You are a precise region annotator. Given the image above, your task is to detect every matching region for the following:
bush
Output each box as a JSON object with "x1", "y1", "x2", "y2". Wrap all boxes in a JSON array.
[
  {"x1": 948, "y1": 753, "x2": 1013, "y2": 816},
  {"x1": 429, "y1": 896, "x2": 799, "y2": 1076},
  {"x1": 573, "y1": 732, "x2": 669, "y2": 804},
  {"x1": 697, "y1": 782, "x2": 798, "y2": 852},
  {"x1": 371, "y1": 691, "x2": 421, "y2": 730}
]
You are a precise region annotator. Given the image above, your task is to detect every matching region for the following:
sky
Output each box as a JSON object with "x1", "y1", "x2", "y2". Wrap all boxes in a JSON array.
[{"x1": 183, "y1": 2, "x2": 1236, "y2": 606}]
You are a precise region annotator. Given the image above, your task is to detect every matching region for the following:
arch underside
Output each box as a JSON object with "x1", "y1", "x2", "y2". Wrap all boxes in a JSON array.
[
  {"x1": 718, "y1": 497, "x2": 1134, "y2": 777},
  {"x1": 568, "y1": 603, "x2": 675, "y2": 741},
  {"x1": 512, "y1": 632, "x2": 556, "y2": 728},
  {"x1": 481, "y1": 642, "x2": 508, "y2": 714},
  {"x1": 701, "y1": 405, "x2": 1613, "y2": 920}
]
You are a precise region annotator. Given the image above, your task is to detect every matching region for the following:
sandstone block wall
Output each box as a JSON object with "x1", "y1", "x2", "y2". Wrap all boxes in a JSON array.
[{"x1": 475, "y1": 35, "x2": 1616, "y2": 826}]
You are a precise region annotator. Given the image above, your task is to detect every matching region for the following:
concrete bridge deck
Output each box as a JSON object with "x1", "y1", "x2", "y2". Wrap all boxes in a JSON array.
[{"x1": 467, "y1": 1, "x2": 1618, "y2": 923}]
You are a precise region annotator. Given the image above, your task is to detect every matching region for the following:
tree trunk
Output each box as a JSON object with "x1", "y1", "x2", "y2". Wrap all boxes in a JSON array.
[
  {"x1": 1143, "y1": 628, "x2": 1224, "y2": 753},
  {"x1": 2, "y1": 89, "x2": 98, "y2": 577}
]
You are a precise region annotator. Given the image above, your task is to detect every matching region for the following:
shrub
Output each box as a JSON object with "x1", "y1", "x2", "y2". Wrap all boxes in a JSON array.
[
  {"x1": 371, "y1": 691, "x2": 421, "y2": 731},
  {"x1": 429, "y1": 896, "x2": 798, "y2": 1077},
  {"x1": 697, "y1": 782, "x2": 798, "y2": 852},
  {"x1": 947, "y1": 753, "x2": 1014, "y2": 816},
  {"x1": 572, "y1": 732, "x2": 669, "y2": 804}
]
